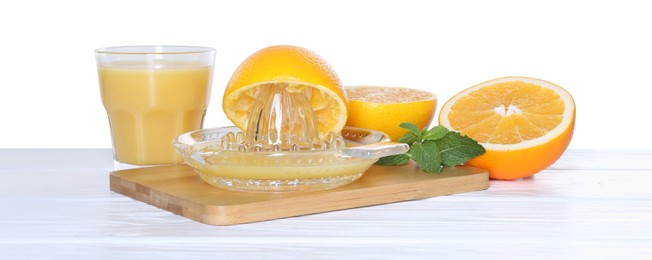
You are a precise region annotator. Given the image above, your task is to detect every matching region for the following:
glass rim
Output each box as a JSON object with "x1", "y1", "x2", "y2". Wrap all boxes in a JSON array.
[{"x1": 95, "y1": 45, "x2": 215, "y2": 55}]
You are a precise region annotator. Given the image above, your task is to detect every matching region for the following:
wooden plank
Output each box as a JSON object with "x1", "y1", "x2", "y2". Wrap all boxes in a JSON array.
[{"x1": 110, "y1": 162, "x2": 489, "y2": 225}]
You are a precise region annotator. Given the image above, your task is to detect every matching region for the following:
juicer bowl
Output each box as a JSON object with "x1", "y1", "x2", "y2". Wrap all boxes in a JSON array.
[{"x1": 174, "y1": 126, "x2": 408, "y2": 192}]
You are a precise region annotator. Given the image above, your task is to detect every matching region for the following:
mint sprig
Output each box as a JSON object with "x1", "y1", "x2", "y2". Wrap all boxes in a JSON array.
[{"x1": 375, "y1": 123, "x2": 486, "y2": 173}]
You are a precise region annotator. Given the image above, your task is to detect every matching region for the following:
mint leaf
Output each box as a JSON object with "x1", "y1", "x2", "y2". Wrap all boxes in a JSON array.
[
  {"x1": 410, "y1": 141, "x2": 442, "y2": 173},
  {"x1": 399, "y1": 122, "x2": 422, "y2": 138},
  {"x1": 423, "y1": 125, "x2": 449, "y2": 141},
  {"x1": 376, "y1": 123, "x2": 484, "y2": 173},
  {"x1": 397, "y1": 132, "x2": 420, "y2": 144},
  {"x1": 375, "y1": 154, "x2": 411, "y2": 166},
  {"x1": 436, "y1": 131, "x2": 486, "y2": 166}
]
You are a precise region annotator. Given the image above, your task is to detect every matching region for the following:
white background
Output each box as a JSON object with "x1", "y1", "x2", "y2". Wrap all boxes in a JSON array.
[{"x1": 1, "y1": 0, "x2": 650, "y2": 149}]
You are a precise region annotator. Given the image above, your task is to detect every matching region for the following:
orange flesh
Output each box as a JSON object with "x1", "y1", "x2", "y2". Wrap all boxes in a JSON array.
[
  {"x1": 448, "y1": 81, "x2": 564, "y2": 144},
  {"x1": 346, "y1": 87, "x2": 435, "y2": 103}
]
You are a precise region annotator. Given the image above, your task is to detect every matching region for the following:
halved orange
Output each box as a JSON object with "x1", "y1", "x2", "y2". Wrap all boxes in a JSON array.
[
  {"x1": 345, "y1": 86, "x2": 437, "y2": 141},
  {"x1": 222, "y1": 45, "x2": 347, "y2": 138},
  {"x1": 439, "y1": 77, "x2": 575, "y2": 180}
]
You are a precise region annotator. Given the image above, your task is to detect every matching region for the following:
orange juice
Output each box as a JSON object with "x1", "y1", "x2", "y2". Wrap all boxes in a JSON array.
[
  {"x1": 202, "y1": 155, "x2": 376, "y2": 179},
  {"x1": 196, "y1": 153, "x2": 376, "y2": 192},
  {"x1": 98, "y1": 61, "x2": 212, "y2": 165}
]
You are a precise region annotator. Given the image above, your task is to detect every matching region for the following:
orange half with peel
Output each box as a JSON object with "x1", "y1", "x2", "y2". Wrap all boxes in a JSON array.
[
  {"x1": 222, "y1": 45, "x2": 347, "y2": 138},
  {"x1": 345, "y1": 86, "x2": 437, "y2": 141},
  {"x1": 439, "y1": 76, "x2": 575, "y2": 180}
]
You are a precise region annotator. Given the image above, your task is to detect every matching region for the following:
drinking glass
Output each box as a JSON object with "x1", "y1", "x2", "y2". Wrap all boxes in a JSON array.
[{"x1": 95, "y1": 45, "x2": 215, "y2": 169}]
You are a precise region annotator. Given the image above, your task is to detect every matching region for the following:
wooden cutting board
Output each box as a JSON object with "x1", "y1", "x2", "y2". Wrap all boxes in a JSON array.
[{"x1": 110, "y1": 162, "x2": 489, "y2": 225}]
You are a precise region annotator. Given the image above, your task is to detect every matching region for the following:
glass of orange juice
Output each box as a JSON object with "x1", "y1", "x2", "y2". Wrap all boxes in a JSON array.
[{"x1": 95, "y1": 46, "x2": 215, "y2": 169}]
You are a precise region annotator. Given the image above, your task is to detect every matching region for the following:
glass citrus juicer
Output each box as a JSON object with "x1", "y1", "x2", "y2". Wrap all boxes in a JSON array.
[{"x1": 174, "y1": 83, "x2": 409, "y2": 192}]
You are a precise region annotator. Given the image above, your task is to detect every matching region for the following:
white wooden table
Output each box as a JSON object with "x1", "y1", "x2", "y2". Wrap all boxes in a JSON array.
[{"x1": 1, "y1": 149, "x2": 650, "y2": 259}]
